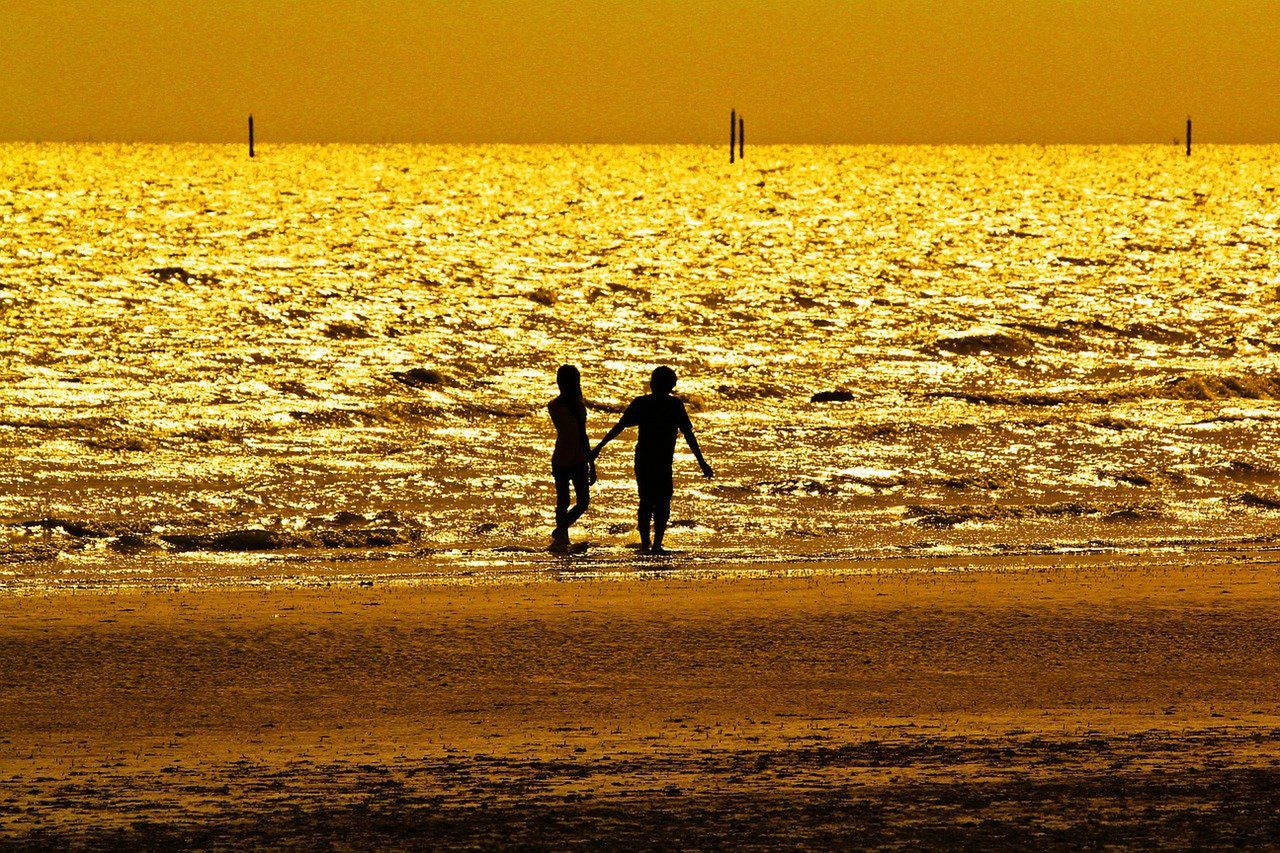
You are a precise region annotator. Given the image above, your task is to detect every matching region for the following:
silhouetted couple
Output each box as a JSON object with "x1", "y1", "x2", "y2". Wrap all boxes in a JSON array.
[{"x1": 548, "y1": 365, "x2": 713, "y2": 555}]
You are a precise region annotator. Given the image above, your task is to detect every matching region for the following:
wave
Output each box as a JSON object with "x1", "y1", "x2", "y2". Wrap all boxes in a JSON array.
[
  {"x1": 1162, "y1": 374, "x2": 1280, "y2": 401},
  {"x1": 1055, "y1": 255, "x2": 1113, "y2": 267},
  {"x1": 144, "y1": 266, "x2": 219, "y2": 285},
  {"x1": 1122, "y1": 322, "x2": 1200, "y2": 345},
  {"x1": 761, "y1": 469, "x2": 905, "y2": 495},
  {"x1": 390, "y1": 367, "x2": 451, "y2": 389},
  {"x1": 13, "y1": 517, "x2": 106, "y2": 537},
  {"x1": 678, "y1": 392, "x2": 710, "y2": 413},
  {"x1": 7, "y1": 511, "x2": 428, "y2": 555},
  {"x1": 1233, "y1": 492, "x2": 1280, "y2": 511},
  {"x1": 928, "y1": 373, "x2": 1280, "y2": 408},
  {"x1": 161, "y1": 526, "x2": 422, "y2": 552},
  {"x1": 84, "y1": 433, "x2": 158, "y2": 453},
  {"x1": 932, "y1": 328, "x2": 1034, "y2": 356},
  {"x1": 989, "y1": 319, "x2": 1212, "y2": 351},
  {"x1": 1224, "y1": 461, "x2": 1280, "y2": 483},
  {"x1": 290, "y1": 398, "x2": 529, "y2": 427},
  {"x1": 905, "y1": 501, "x2": 1163, "y2": 528},
  {"x1": 0, "y1": 544, "x2": 60, "y2": 565},
  {"x1": 322, "y1": 320, "x2": 372, "y2": 340},
  {"x1": 177, "y1": 424, "x2": 255, "y2": 443},
  {"x1": 715, "y1": 384, "x2": 789, "y2": 401},
  {"x1": 0, "y1": 415, "x2": 118, "y2": 432}
]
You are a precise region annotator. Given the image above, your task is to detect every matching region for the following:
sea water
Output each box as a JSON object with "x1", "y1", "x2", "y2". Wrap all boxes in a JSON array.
[{"x1": 3, "y1": 143, "x2": 1279, "y2": 588}]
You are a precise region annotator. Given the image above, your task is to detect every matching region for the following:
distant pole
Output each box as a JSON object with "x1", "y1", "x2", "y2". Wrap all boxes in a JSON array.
[
  {"x1": 249, "y1": 114, "x2": 255, "y2": 158},
  {"x1": 1185, "y1": 116, "x2": 1191, "y2": 157},
  {"x1": 739, "y1": 115, "x2": 745, "y2": 159},
  {"x1": 730, "y1": 108, "x2": 736, "y2": 164}
]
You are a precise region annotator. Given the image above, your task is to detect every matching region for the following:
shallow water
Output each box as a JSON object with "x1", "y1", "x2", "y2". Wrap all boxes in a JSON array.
[{"x1": 3, "y1": 143, "x2": 1280, "y2": 588}]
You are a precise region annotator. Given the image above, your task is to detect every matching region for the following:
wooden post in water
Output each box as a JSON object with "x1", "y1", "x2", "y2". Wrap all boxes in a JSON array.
[
  {"x1": 730, "y1": 109, "x2": 736, "y2": 164},
  {"x1": 249, "y1": 114, "x2": 255, "y2": 158},
  {"x1": 739, "y1": 115, "x2": 744, "y2": 160},
  {"x1": 1185, "y1": 116, "x2": 1191, "y2": 156}
]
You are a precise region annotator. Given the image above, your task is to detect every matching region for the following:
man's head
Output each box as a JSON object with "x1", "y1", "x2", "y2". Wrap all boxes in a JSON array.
[
  {"x1": 650, "y1": 366, "x2": 677, "y2": 395},
  {"x1": 557, "y1": 364, "x2": 581, "y2": 396}
]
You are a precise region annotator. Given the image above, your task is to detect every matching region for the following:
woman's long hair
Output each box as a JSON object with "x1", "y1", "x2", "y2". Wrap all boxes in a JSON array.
[{"x1": 557, "y1": 364, "x2": 586, "y2": 425}]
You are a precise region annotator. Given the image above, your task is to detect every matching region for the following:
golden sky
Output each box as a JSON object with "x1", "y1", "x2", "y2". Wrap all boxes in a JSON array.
[{"x1": 2, "y1": 0, "x2": 1278, "y2": 143}]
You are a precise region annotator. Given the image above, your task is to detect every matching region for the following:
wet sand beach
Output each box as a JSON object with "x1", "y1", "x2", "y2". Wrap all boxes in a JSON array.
[{"x1": 3, "y1": 556, "x2": 1279, "y2": 848}]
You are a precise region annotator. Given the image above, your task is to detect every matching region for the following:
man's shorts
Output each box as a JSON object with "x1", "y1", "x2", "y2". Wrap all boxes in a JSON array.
[{"x1": 635, "y1": 461, "x2": 674, "y2": 506}]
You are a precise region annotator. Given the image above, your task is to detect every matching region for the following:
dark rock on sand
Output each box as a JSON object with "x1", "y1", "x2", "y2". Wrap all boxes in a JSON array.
[{"x1": 810, "y1": 390, "x2": 855, "y2": 403}]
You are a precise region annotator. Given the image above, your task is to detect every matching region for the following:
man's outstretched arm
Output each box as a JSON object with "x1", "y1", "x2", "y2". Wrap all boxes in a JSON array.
[
  {"x1": 591, "y1": 399, "x2": 640, "y2": 461},
  {"x1": 580, "y1": 420, "x2": 597, "y2": 484},
  {"x1": 680, "y1": 410, "x2": 714, "y2": 478},
  {"x1": 590, "y1": 418, "x2": 628, "y2": 461}
]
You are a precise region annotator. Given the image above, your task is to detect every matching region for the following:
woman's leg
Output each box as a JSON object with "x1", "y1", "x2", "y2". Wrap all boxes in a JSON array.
[
  {"x1": 553, "y1": 467, "x2": 571, "y2": 535},
  {"x1": 562, "y1": 464, "x2": 591, "y2": 531}
]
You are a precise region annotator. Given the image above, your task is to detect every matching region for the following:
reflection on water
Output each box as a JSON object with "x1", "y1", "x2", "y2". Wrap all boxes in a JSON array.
[{"x1": 2, "y1": 143, "x2": 1280, "y2": 588}]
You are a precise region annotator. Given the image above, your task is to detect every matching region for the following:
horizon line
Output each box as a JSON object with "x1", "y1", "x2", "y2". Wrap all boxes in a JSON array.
[{"x1": 0, "y1": 139, "x2": 1263, "y2": 147}]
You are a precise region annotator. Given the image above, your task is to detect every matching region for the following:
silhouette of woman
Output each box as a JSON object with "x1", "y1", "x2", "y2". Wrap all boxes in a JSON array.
[{"x1": 548, "y1": 364, "x2": 596, "y2": 550}]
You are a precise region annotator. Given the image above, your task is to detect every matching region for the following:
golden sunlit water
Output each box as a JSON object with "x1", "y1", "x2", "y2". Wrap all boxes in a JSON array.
[{"x1": 3, "y1": 143, "x2": 1280, "y2": 589}]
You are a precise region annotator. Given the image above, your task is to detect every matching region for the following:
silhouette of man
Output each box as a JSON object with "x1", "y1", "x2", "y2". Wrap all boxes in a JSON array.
[{"x1": 590, "y1": 366, "x2": 713, "y2": 554}]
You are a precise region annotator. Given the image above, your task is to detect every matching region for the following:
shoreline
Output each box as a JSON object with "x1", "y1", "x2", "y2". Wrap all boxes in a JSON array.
[
  {"x1": 5, "y1": 538, "x2": 1280, "y2": 594},
  {"x1": 3, "y1": 559, "x2": 1279, "y2": 845}
]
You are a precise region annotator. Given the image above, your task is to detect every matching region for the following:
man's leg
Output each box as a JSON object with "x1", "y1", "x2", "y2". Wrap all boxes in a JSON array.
[
  {"x1": 651, "y1": 497, "x2": 672, "y2": 551},
  {"x1": 649, "y1": 466, "x2": 675, "y2": 553},
  {"x1": 635, "y1": 465, "x2": 653, "y2": 551},
  {"x1": 637, "y1": 499, "x2": 653, "y2": 551}
]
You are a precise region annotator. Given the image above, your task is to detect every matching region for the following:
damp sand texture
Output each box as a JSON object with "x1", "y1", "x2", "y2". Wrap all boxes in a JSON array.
[{"x1": 2, "y1": 564, "x2": 1279, "y2": 847}]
